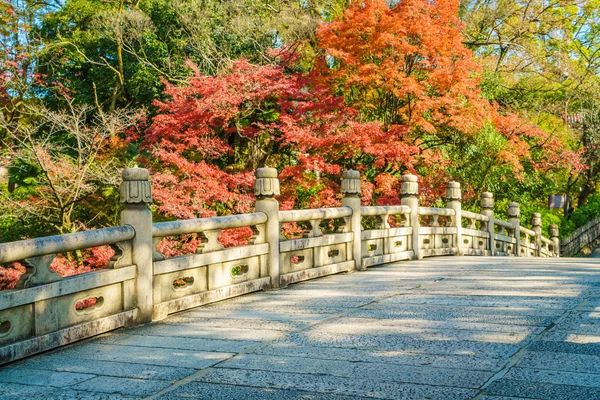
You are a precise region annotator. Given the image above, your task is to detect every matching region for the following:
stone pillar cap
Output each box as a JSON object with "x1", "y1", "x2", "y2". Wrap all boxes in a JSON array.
[
  {"x1": 403, "y1": 174, "x2": 418, "y2": 182},
  {"x1": 120, "y1": 168, "x2": 152, "y2": 204},
  {"x1": 343, "y1": 170, "x2": 360, "y2": 179},
  {"x1": 341, "y1": 169, "x2": 360, "y2": 196},
  {"x1": 481, "y1": 192, "x2": 493, "y2": 198},
  {"x1": 122, "y1": 168, "x2": 150, "y2": 181},
  {"x1": 447, "y1": 181, "x2": 460, "y2": 188},
  {"x1": 255, "y1": 167, "x2": 278, "y2": 178},
  {"x1": 255, "y1": 166, "x2": 280, "y2": 197}
]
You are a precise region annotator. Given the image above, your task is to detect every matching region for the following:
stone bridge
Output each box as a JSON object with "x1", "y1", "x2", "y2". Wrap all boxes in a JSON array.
[{"x1": 0, "y1": 168, "x2": 598, "y2": 399}]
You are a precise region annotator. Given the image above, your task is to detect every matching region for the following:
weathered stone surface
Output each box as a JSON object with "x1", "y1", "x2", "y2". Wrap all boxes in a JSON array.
[
  {"x1": 252, "y1": 343, "x2": 508, "y2": 371},
  {"x1": 0, "y1": 367, "x2": 95, "y2": 387},
  {"x1": 505, "y1": 367, "x2": 600, "y2": 388},
  {"x1": 219, "y1": 353, "x2": 494, "y2": 388},
  {"x1": 0, "y1": 383, "x2": 125, "y2": 400},
  {"x1": 94, "y1": 333, "x2": 258, "y2": 353},
  {"x1": 378, "y1": 294, "x2": 578, "y2": 310},
  {"x1": 156, "y1": 382, "x2": 358, "y2": 400},
  {"x1": 181, "y1": 308, "x2": 331, "y2": 322},
  {"x1": 55, "y1": 342, "x2": 233, "y2": 369},
  {"x1": 124, "y1": 322, "x2": 285, "y2": 341},
  {"x1": 277, "y1": 331, "x2": 521, "y2": 358},
  {"x1": 479, "y1": 397, "x2": 542, "y2": 400},
  {"x1": 15, "y1": 354, "x2": 195, "y2": 381},
  {"x1": 304, "y1": 319, "x2": 535, "y2": 344},
  {"x1": 484, "y1": 379, "x2": 600, "y2": 400},
  {"x1": 527, "y1": 340, "x2": 600, "y2": 356},
  {"x1": 196, "y1": 368, "x2": 478, "y2": 400},
  {"x1": 345, "y1": 307, "x2": 555, "y2": 327},
  {"x1": 71, "y1": 376, "x2": 171, "y2": 397},
  {"x1": 517, "y1": 351, "x2": 600, "y2": 374}
]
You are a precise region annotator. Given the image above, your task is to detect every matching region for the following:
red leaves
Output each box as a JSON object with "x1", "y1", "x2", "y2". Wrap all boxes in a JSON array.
[{"x1": 141, "y1": 57, "x2": 423, "y2": 221}]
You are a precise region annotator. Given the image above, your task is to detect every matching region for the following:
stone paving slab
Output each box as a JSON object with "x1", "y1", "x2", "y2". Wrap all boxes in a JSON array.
[
  {"x1": 53, "y1": 342, "x2": 234, "y2": 369},
  {"x1": 313, "y1": 316, "x2": 546, "y2": 334},
  {"x1": 344, "y1": 307, "x2": 556, "y2": 326},
  {"x1": 123, "y1": 322, "x2": 286, "y2": 341},
  {"x1": 278, "y1": 331, "x2": 522, "y2": 358},
  {"x1": 376, "y1": 294, "x2": 580, "y2": 310},
  {"x1": 527, "y1": 339, "x2": 600, "y2": 356},
  {"x1": 195, "y1": 368, "x2": 479, "y2": 400},
  {"x1": 484, "y1": 379, "x2": 600, "y2": 399},
  {"x1": 517, "y1": 351, "x2": 600, "y2": 373},
  {"x1": 164, "y1": 316, "x2": 308, "y2": 331},
  {"x1": 155, "y1": 382, "x2": 358, "y2": 400},
  {"x1": 218, "y1": 353, "x2": 494, "y2": 388},
  {"x1": 0, "y1": 367, "x2": 95, "y2": 387},
  {"x1": 15, "y1": 354, "x2": 196, "y2": 380},
  {"x1": 71, "y1": 376, "x2": 172, "y2": 397},
  {"x1": 302, "y1": 323, "x2": 534, "y2": 345},
  {"x1": 181, "y1": 308, "x2": 332, "y2": 322},
  {"x1": 0, "y1": 383, "x2": 129, "y2": 400},
  {"x1": 252, "y1": 342, "x2": 508, "y2": 371},
  {"x1": 371, "y1": 301, "x2": 567, "y2": 317},
  {"x1": 504, "y1": 366, "x2": 600, "y2": 388},
  {"x1": 94, "y1": 333, "x2": 259, "y2": 353},
  {"x1": 1, "y1": 256, "x2": 599, "y2": 399}
]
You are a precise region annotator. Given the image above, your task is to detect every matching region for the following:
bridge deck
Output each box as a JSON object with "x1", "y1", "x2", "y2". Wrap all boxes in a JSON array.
[{"x1": 1, "y1": 257, "x2": 600, "y2": 399}]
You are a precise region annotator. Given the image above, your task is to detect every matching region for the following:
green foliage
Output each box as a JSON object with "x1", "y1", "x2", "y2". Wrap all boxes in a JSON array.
[{"x1": 561, "y1": 193, "x2": 600, "y2": 237}]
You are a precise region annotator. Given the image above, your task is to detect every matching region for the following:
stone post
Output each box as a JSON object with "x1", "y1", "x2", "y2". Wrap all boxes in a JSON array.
[
  {"x1": 401, "y1": 174, "x2": 420, "y2": 259},
  {"x1": 446, "y1": 182, "x2": 463, "y2": 256},
  {"x1": 507, "y1": 202, "x2": 521, "y2": 256},
  {"x1": 549, "y1": 224, "x2": 560, "y2": 257},
  {"x1": 480, "y1": 192, "x2": 495, "y2": 256},
  {"x1": 531, "y1": 212, "x2": 542, "y2": 257},
  {"x1": 120, "y1": 168, "x2": 153, "y2": 323},
  {"x1": 254, "y1": 167, "x2": 281, "y2": 289},
  {"x1": 341, "y1": 170, "x2": 363, "y2": 271}
]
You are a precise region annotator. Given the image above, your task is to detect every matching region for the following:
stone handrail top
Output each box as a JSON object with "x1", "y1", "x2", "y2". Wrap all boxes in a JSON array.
[
  {"x1": 541, "y1": 236, "x2": 554, "y2": 246},
  {"x1": 152, "y1": 212, "x2": 268, "y2": 238},
  {"x1": 0, "y1": 225, "x2": 135, "y2": 264},
  {"x1": 520, "y1": 226, "x2": 537, "y2": 237},
  {"x1": 279, "y1": 207, "x2": 352, "y2": 223},
  {"x1": 418, "y1": 207, "x2": 455, "y2": 216},
  {"x1": 360, "y1": 205, "x2": 411, "y2": 216},
  {"x1": 493, "y1": 218, "x2": 516, "y2": 230},
  {"x1": 461, "y1": 210, "x2": 490, "y2": 222}
]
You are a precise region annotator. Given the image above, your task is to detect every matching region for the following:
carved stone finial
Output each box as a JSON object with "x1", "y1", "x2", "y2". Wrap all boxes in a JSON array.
[
  {"x1": 480, "y1": 192, "x2": 494, "y2": 209},
  {"x1": 254, "y1": 167, "x2": 280, "y2": 198},
  {"x1": 507, "y1": 202, "x2": 520, "y2": 218},
  {"x1": 401, "y1": 174, "x2": 418, "y2": 197},
  {"x1": 531, "y1": 212, "x2": 542, "y2": 227},
  {"x1": 341, "y1": 170, "x2": 361, "y2": 196},
  {"x1": 446, "y1": 181, "x2": 461, "y2": 201},
  {"x1": 120, "y1": 168, "x2": 152, "y2": 204},
  {"x1": 549, "y1": 224, "x2": 559, "y2": 238}
]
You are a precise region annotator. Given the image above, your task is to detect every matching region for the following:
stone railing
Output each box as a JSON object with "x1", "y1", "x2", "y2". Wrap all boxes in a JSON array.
[
  {"x1": 560, "y1": 217, "x2": 600, "y2": 257},
  {"x1": 0, "y1": 167, "x2": 560, "y2": 365}
]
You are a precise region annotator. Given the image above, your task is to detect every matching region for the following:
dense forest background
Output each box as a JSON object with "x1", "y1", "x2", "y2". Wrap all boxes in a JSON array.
[{"x1": 2, "y1": 0, "x2": 600, "y2": 246}]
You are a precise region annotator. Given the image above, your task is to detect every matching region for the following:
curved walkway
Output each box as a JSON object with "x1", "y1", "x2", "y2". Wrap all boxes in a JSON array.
[{"x1": 1, "y1": 257, "x2": 600, "y2": 399}]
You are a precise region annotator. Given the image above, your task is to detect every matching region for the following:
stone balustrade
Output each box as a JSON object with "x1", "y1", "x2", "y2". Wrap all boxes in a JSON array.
[
  {"x1": 560, "y1": 217, "x2": 600, "y2": 257},
  {"x1": 0, "y1": 167, "x2": 561, "y2": 365}
]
